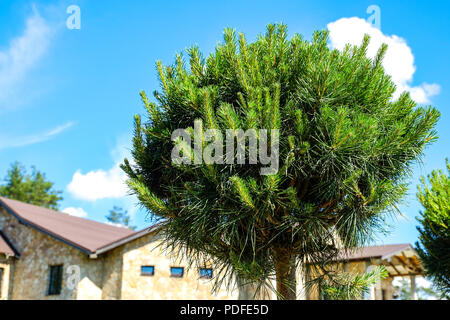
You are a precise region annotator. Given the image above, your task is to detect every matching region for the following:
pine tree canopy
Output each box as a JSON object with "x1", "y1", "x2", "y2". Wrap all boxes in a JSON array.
[
  {"x1": 106, "y1": 206, "x2": 136, "y2": 230},
  {"x1": 122, "y1": 24, "x2": 440, "y2": 299},
  {"x1": 0, "y1": 161, "x2": 63, "y2": 210},
  {"x1": 416, "y1": 160, "x2": 450, "y2": 295}
]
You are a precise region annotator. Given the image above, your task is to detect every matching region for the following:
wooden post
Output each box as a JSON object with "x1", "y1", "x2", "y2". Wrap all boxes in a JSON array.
[
  {"x1": 375, "y1": 273, "x2": 382, "y2": 300},
  {"x1": 365, "y1": 264, "x2": 376, "y2": 300},
  {"x1": 410, "y1": 275, "x2": 416, "y2": 300}
]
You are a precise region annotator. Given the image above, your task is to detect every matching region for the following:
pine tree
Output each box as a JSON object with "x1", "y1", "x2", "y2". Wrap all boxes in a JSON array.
[
  {"x1": 105, "y1": 206, "x2": 136, "y2": 230},
  {"x1": 0, "y1": 161, "x2": 62, "y2": 210},
  {"x1": 321, "y1": 266, "x2": 388, "y2": 300},
  {"x1": 415, "y1": 159, "x2": 450, "y2": 296},
  {"x1": 122, "y1": 24, "x2": 439, "y2": 299}
]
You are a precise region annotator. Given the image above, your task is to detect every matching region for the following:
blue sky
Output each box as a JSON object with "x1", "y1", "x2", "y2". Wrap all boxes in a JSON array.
[{"x1": 0, "y1": 0, "x2": 448, "y2": 245}]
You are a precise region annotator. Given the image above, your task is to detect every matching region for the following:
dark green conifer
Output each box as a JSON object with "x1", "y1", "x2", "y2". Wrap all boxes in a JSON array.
[{"x1": 122, "y1": 24, "x2": 439, "y2": 299}]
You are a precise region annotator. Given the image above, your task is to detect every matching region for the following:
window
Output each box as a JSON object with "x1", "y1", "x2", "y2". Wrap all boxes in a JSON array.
[
  {"x1": 0, "y1": 268, "x2": 3, "y2": 297},
  {"x1": 199, "y1": 268, "x2": 213, "y2": 279},
  {"x1": 141, "y1": 266, "x2": 155, "y2": 276},
  {"x1": 170, "y1": 267, "x2": 184, "y2": 278},
  {"x1": 47, "y1": 265, "x2": 63, "y2": 295}
]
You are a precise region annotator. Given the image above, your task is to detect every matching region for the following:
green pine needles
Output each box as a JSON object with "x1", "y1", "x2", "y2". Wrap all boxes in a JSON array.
[
  {"x1": 122, "y1": 24, "x2": 439, "y2": 299},
  {"x1": 416, "y1": 160, "x2": 450, "y2": 296},
  {"x1": 320, "y1": 266, "x2": 388, "y2": 300}
]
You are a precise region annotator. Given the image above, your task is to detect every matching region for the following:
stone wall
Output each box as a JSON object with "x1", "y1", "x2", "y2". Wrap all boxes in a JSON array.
[
  {"x1": 101, "y1": 242, "x2": 123, "y2": 300},
  {"x1": 345, "y1": 260, "x2": 367, "y2": 274},
  {"x1": 103, "y1": 231, "x2": 239, "y2": 300}
]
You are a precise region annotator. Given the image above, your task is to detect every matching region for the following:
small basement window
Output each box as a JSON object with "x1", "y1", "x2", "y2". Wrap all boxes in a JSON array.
[
  {"x1": 199, "y1": 268, "x2": 213, "y2": 279},
  {"x1": 141, "y1": 266, "x2": 155, "y2": 276},
  {"x1": 47, "y1": 265, "x2": 63, "y2": 295},
  {"x1": 170, "y1": 267, "x2": 184, "y2": 278}
]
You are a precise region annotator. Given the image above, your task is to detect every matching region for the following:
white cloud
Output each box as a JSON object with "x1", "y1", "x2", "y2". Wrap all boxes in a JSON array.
[
  {"x1": 0, "y1": 121, "x2": 74, "y2": 150},
  {"x1": 393, "y1": 275, "x2": 431, "y2": 288},
  {"x1": 0, "y1": 11, "x2": 53, "y2": 109},
  {"x1": 415, "y1": 276, "x2": 432, "y2": 288},
  {"x1": 62, "y1": 207, "x2": 88, "y2": 218},
  {"x1": 392, "y1": 276, "x2": 437, "y2": 299},
  {"x1": 67, "y1": 137, "x2": 131, "y2": 201},
  {"x1": 327, "y1": 17, "x2": 440, "y2": 104},
  {"x1": 104, "y1": 221, "x2": 130, "y2": 229},
  {"x1": 67, "y1": 166, "x2": 128, "y2": 201}
]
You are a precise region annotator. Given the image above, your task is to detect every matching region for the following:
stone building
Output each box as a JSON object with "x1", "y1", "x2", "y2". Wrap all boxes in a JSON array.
[
  {"x1": 0, "y1": 197, "x2": 424, "y2": 300},
  {"x1": 0, "y1": 196, "x2": 238, "y2": 300}
]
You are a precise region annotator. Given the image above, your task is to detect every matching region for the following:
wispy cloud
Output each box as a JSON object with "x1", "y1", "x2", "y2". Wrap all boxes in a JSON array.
[
  {"x1": 0, "y1": 10, "x2": 53, "y2": 110},
  {"x1": 327, "y1": 17, "x2": 440, "y2": 104},
  {"x1": 0, "y1": 121, "x2": 74, "y2": 150}
]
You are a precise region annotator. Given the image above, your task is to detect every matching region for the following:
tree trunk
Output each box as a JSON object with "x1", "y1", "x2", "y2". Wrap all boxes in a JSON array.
[{"x1": 273, "y1": 248, "x2": 296, "y2": 300}]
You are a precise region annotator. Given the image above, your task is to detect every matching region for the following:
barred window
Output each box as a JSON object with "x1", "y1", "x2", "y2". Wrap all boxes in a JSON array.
[{"x1": 47, "y1": 265, "x2": 63, "y2": 295}]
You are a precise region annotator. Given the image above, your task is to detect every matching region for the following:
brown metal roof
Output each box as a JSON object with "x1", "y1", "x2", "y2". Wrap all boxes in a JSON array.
[
  {"x1": 0, "y1": 197, "x2": 136, "y2": 254},
  {"x1": 337, "y1": 243, "x2": 413, "y2": 261},
  {"x1": 0, "y1": 230, "x2": 18, "y2": 257}
]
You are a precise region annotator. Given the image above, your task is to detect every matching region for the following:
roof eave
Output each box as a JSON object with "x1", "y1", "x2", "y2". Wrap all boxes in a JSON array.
[
  {"x1": 381, "y1": 245, "x2": 414, "y2": 261},
  {"x1": 94, "y1": 222, "x2": 165, "y2": 256},
  {"x1": 0, "y1": 230, "x2": 20, "y2": 258}
]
